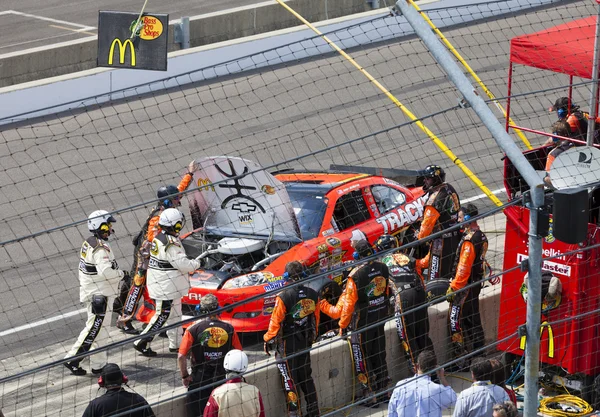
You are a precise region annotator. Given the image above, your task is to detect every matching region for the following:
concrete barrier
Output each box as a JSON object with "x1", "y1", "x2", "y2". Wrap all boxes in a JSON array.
[
  {"x1": 0, "y1": 0, "x2": 372, "y2": 88},
  {"x1": 153, "y1": 285, "x2": 501, "y2": 417}
]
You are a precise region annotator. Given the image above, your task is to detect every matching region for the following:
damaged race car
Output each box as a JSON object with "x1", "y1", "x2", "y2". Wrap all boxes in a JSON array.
[{"x1": 180, "y1": 156, "x2": 427, "y2": 332}]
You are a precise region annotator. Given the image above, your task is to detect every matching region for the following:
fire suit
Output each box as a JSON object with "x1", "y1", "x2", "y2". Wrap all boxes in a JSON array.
[
  {"x1": 134, "y1": 231, "x2": 200, "y2": 351},
  {"x1": 116, "y1": 173, "x2": 194, "y2": 322},
  {"x1": 264, "y1": 284, "x2": 320, "y2": 417},
  {"x1": 448, "y1": 227, "x2": 488, "y2": 360},
  {"x1": 179, "y1": 317, "x2": 242, "y2": 417},
  {"x1": 545, "y1": 141, "x2": 574, "y2": 171},
  {"x1": 203, "y1": 377, "x2": 265, "y2": 417},
  {"x1": 382, "y1": 252, "x2": 433, "y2": 374},
  {"x1": 65, "y1": 236, "x2": 126, "y2": 370},
  {"x1": 321, "y1": 261, "x2": 391, "y2": 400},
  {"x1": 417, "y1": 183, "x2": 461, "y2": 282}
]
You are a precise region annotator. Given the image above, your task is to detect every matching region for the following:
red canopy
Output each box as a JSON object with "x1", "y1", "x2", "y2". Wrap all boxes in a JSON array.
[{"x1": 510, "y1": 16, "x2": 596, "y2": 79}]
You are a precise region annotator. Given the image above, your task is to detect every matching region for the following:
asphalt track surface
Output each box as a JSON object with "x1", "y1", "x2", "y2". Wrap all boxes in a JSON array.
[
  {"x1": 0, "y1": 0, "x2": 593, "y2": 415},
  {"x1": 0, "y1": 0, "x2": 268, "y2": 55}
]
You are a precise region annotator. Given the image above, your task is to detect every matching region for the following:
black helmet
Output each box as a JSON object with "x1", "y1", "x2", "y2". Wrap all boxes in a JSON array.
[
  {"x1": 157, "y1": 185, "x2": 180, "y2": 208},
  {"x1": 422, "y1": 165, "x2": 445, "y2": 189},
  {"x1": 374, "y1": 234, "x2": 398, "y2": 252}
]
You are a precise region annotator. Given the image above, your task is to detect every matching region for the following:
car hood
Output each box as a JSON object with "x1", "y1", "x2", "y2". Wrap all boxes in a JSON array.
[
  {"x1": 189, "y1": 269, "x2": 284, "y2": 291},
  {"x1": 191, "y1": 156, "x2": 302, "y2": 243}
]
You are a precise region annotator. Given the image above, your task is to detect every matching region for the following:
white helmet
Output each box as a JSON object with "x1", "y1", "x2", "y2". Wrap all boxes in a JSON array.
[
  {"x1": 88, "y1": 210, "x2": 117, "y2": 233},
  {"x1": 159, "y1": 208, "x2": 185, "y2": 235},
  {"x1": 223, "y1": 349, "x2": 248, "y2": 374}
]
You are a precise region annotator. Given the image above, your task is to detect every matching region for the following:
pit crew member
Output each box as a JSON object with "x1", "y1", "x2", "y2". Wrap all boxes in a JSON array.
[
  {"x1": 178, "y1": 294, "x2": 242, "y2": 417},
  {"x1": 416, "y1": 165, "x2": 461, "y2": 282},
  {"x1": 320, "y1": 239, "x2": 391, "y2": 406},
  {"x1": 116, "y1": 160, "x2": 198, "y2": 335},
  {"x1": 263, "y1": 261, "x2": 321, "y2": 417},
  {"x1": 376, "y1": 234, "x2": 433, "y2": 375},
  {"x1": 133, "y1": 208, "x2": 200, "y2": 357},
  {"x1": 203, "y1": 350, "x2": 265, "y2": 417},
  {"x1": 446, "y1": 203, "x2": 487, "y2": 368},
  {"x1": 64, "y1": 210, "x2": 128, "y2": 376}
]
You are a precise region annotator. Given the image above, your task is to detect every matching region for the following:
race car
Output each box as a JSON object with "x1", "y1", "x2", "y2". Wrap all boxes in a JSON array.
[{"x1": 179, "y1": 156, "x2": 427, "y2": 332}]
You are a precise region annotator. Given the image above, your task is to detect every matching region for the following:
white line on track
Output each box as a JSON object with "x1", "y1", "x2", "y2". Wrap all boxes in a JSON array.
[
  {"x1": 0, "y1": 308, "x2": 85, "y2": 337},
  {"x1": 3, "y1": 10, "x2": 95, "y2": 29},
  {"x1": 462, "y1": 188, "x2": 506, "y2": 203}
]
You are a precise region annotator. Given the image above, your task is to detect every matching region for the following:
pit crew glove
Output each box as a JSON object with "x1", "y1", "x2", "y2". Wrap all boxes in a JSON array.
[
  {"x1": 446, "y1": 287, "x2": 455, "y2": 303},
  {"x1": 264, "y1": 340, "x2": 274, "y2": 356}
]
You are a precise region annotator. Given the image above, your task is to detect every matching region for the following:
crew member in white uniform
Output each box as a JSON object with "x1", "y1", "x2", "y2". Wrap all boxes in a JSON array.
[
  {"x1": 64, "y1": 210, "x2": 128, "y2": 376},
  {"x1": 133, "y1": 208, "x2": 200, "y2": 357}
]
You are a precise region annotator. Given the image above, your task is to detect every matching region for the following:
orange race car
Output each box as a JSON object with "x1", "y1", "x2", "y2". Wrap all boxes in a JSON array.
[{"x1": 179, "y1": 156, "x2": 427, "y2": 332}]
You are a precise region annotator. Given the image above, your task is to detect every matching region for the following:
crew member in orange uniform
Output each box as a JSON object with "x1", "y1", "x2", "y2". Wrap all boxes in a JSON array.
[
  {"x1": 263, "y1": 261, "x2": 320, "y2": 417},
  {"x1": 115, "y1": 159, "x2": 198, "y2": 334},
  {"x1": 446, "y1": 203, "x2": 488, "y2": 368},
  {"x1": 320, "y1": 239, "x2": 391, "y2": 407},
  {"x1": 178, "y1": 294, "x2": 242, "y2": 417},
  {"x1": 416, "y1": 165, "x2": 461, "y2": 283}
]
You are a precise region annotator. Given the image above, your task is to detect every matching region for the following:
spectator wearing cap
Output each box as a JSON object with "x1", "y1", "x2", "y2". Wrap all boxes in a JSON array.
[
  {"x1": 178, "y1": 294, "x2": 242, "y2": 417},
  {"x1": 82, "y1": 363, "x2": 155, "y2": 417}
]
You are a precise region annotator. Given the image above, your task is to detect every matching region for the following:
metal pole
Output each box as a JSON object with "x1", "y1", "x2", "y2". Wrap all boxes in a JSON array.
[
  {"x1": 394, "y1": 2, "x2": 545, "y2": 416},
  {"x1": 182, "y1": 16, "x2": 190, "y2": 49},
  {"x1": 587, "y1": 7, "x2": 600, "y2": 146}
]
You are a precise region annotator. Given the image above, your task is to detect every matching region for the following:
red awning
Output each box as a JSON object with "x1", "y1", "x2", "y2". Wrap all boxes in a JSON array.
[{"x1": 510, "y1": 16, "x2": 596, "y2": 79}]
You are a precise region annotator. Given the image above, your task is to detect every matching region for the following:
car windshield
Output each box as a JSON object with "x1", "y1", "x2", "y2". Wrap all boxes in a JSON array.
[{"x1": 287, "y1": 189, "x2": 327, "y2": 241}]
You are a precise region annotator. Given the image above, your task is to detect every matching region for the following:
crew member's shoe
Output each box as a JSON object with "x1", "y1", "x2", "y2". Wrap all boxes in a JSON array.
[
  {"x1": 64, "y1": 362, "x2": 87, "y2": 376},
  {"x1": 169, "y1": 347, "x2": 179, "y2": 353},
  {"x1": 133, "y1": 343, "x2": 158, "y2": 357},
  {"x1": 117, "y1": 320, "x2": 141, "y2": 335}
]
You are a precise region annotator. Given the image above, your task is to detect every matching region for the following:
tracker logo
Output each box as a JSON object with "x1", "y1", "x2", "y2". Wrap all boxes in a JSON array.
[
  {"x1": 449, "y1": 305, "x2": 460, "y2": 332},
  {"x1": 429, "y1": 255, "x2": 440, "y2": 280},
  {"x1": 376, "y1": 196, "x2": 426, "y2": 234},
  {"x1": 277, "y1": 364, "x2": 293, "y2": 391}
]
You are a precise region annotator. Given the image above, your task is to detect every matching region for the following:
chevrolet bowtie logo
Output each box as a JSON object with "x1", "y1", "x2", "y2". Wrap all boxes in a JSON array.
[{"x1": 231, "y1": 202, "x2": 257, "y2": 213}]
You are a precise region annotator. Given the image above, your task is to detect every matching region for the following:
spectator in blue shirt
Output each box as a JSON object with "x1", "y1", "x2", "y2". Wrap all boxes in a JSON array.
[
  {"x1": 453, "y1": 358, "x2": 510, "y2": 417},
  {"x1": 388, "y1": 350, "x2": 457, "y2": 417}
]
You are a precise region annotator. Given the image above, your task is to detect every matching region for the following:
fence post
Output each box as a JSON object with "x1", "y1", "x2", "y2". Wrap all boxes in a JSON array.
[{"x1": 394, "y1": 1, "x2": 545, "y2": 415}]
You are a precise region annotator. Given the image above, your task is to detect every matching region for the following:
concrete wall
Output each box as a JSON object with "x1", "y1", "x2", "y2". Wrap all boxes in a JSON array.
[
  {"x1": 0, "y1": 0, "x2": 373, "y2": 88},
  {"x1": 153, "y1": 286, "x2": 501, "y2": 416}
]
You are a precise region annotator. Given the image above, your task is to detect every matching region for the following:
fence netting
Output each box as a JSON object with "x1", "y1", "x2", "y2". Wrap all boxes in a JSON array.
[{"x1": 1, "y1": 0, "x2": 599, "y2": 415}]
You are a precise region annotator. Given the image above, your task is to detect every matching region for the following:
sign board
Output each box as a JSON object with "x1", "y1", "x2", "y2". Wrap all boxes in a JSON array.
[
  {"x1": 97, "y1": 11, "x2": 168, "y2": 71},
  {"x1": 550, "y1": 146, "x2": 600, "y2": 190}
]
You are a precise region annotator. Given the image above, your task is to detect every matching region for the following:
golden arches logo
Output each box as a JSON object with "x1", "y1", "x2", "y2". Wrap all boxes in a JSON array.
[
  {"x1": 519, "y1": 321, "x2": 555, "y2": 358},
  {"x1": 108, "y1": 39, "x2": 136, "y2": 66}
]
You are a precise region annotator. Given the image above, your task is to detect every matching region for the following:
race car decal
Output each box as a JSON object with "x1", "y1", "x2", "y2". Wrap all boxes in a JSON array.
[
  {"x1": 200, "y1": 326, "x2": 229, "y2": 348},
  {"x1": 264, "y1": 280, "x2": 286, "y2": 292},
  {"x1": 326, "y1": 237, "x2": 342, "y2": 248},
  {"x1": 376, "y1": 195, "x2": 426, "y2": 234}
]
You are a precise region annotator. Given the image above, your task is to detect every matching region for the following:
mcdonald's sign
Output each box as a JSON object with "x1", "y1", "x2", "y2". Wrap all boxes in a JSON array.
[
  {"x1": 97, "y1": 11, "x2": 168, "y2": 71},
  {"x1": 108, "y1": 39, "x2": 136, "y2": 67},
  {"x1": 519, "y1": 321, "x2": 555, "y2": 358}
]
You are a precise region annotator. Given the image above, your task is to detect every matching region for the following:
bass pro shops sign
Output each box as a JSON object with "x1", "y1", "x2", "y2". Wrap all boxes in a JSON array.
[{"x1": 97, "y1": 11, "x2": 168, "y2": 71}]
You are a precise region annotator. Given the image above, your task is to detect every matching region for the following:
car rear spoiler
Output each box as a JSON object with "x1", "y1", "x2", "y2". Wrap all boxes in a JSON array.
[{"x1": 329, "y1": 164, "x2": 425, "y2": 188}]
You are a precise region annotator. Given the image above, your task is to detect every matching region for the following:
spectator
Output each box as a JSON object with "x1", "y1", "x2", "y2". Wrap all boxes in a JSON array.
[
  {"x1": 489, "y1": 358, "x2": 517, "y2": 405},
  {"x1": 82, "y1": 363, "x2": 155, "y2": 417},
  {"x1": 179, "y1": 294, "x2": 242, "y2": 417},
  {"x1": 388, "y1": 350, "x2": 456, "y2": 417},
  {"x1": 549, "y1": 97, "x2": 592, "y2": 140},
  {"x1": 492, "y1": 401, "x2": 519, "y2": 417},
  {"x1": 203, "y1": 350, "x2": 265, "y2": 417},
  {"x1": 453, "y1": 358, "x2": 509, "y2": 417}
]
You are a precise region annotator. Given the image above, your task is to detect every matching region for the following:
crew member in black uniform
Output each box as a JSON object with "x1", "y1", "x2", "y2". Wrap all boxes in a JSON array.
[
  {"x1": 446, "y1": 203, "x2": 488, "y2": 367},
  {"x1": 82, "y1": 363, "x2": 155, "y2": 417},
  {"x1": 178, "y1": 294, "x2": 242, "y2": 417},
  {"x1": 320, "y1": 239, "x2": 391, "y2": 407},
  {"x1": 416, "y1": 165, "x2": 461, "y2": 284},
  {"x1": 263, "y1": 261, "x2": 321, "y2": 417},
  {"x1": 375, "y1": 234, "x2": 434, "y2": 375}
]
